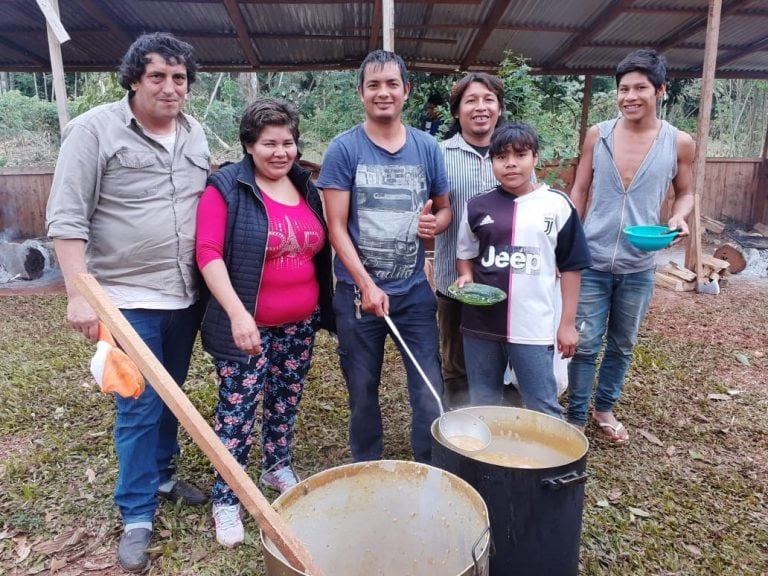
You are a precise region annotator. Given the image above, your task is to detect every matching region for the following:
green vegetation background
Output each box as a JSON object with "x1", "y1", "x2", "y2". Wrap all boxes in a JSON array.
[{"x1": 1, "y1": 54, "x2": 767, "y2": 170}]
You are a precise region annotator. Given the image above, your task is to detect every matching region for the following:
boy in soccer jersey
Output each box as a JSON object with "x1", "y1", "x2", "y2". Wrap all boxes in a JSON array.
[{"x1": 456, "y1": 123, "x2": 592, "y2": 417}]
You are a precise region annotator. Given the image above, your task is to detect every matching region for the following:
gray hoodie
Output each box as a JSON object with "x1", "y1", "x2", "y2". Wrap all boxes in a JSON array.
[{"x1": 583, "y1": 118, "x2": 677, "y2": 273}]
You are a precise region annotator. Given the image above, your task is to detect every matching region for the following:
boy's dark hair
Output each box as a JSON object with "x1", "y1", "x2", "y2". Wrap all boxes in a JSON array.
[
  {"x1": 615, "y1": 48, "x2": 667, "y2": 90},
  {"x1": 426, "y1": 93, "x2": 444, "y2": 107},
  {"x1": 448, "y1": 72, "x2": 505, "y2": 135},
  {"x1": 239, "y1": 97, "x2": 300, "y2": 154},
  {"x1": 118, "y1": 32, "x2": 198, "y2": 94},
  {"x1": 489, "y1": 123, "x2": 539, "y2": 157},
  {"x1": 358, "y1": 50, "x2": 408, "y2": 88}
]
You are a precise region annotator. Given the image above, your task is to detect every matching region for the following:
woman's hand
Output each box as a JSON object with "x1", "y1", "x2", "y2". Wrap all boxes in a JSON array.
[{"x1": 230, "y1": 310, "x2": 262, "y2": 355}]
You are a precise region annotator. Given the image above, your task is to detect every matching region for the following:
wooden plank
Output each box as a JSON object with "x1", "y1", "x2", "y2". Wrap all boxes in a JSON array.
[
  {"x1": 35, "y1": 0, "x2": 70, "y2": 43},
  {"x1": 756, "y1": 152, "x2": 768, "y2": 225},
  {"x1": 661, "y1": 261, "x2": 697, "y2": 282},
  {"x1": 40, "y1": 0, "x2": 70, "y2": 133},
  {"x1": 656, "y1": 271, "x2": 695, "y2": 292},
  {"x1": 73, "y1": 274, "x2": 326, "y2": 576},
  {"x1": 687, "y1": 194, "x2": 706, "y2": 284},
  {"x1": 702, "y1": 254, "x2": 731, "y2": 272},
  {"x1": 701, "y1": 215, "x2": 726, "y2": 234},
  {"x1": 685, "y1": 0, "x2": 721, "y2": 288}
]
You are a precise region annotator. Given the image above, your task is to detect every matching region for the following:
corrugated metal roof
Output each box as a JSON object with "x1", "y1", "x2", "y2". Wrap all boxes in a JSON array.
[{"x1": 0, "y1": 0, "x2": 766, "y2": 78}]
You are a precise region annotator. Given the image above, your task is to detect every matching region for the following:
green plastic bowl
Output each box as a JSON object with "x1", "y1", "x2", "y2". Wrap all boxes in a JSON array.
[{"x1": 623, "y1": 225, "x2": 679, "y2": 251}]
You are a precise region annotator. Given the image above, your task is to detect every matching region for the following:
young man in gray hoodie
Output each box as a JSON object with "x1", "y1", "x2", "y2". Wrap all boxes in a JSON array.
[{"x1": 566, "y1": 49, "x2": 694, "y2": 443}]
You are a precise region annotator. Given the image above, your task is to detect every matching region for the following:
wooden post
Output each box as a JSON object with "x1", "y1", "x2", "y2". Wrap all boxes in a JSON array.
[
  {"x1": 382, "y1": 0, "x2": 395, "y2": 51},
  {"x1": 36, "y1": 0, "x2": 70, "y2": 133},
  {"x1": 763, "y1": 120, "x2": 768, "y2": 160},
  {"x1": 684, "y1": 0, "x2": 722, "y2": 290},
  {"x1": 578, "y1": 75, "x2": 593, "y2": 151}
]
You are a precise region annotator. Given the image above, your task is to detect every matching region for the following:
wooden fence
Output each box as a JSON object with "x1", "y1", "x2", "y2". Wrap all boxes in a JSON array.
[
  {"x1": 2, "y1": 158, "x2": 766, "y2": 241},
  {"x1": 0, "y1": 168, "x2": 54, "y2": 240},
  {"x1": 685, "y1": 158, "x2": 765, "y2": 226}
]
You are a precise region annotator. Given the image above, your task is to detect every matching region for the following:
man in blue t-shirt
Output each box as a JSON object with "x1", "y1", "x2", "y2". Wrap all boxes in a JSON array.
[{"x1": 317, "y1": 50, "x2": 451, "y2": 463}]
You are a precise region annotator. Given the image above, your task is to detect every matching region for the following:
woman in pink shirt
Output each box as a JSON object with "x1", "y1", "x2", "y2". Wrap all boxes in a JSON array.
[{"x1": 196, "y1": 98, "x2": 334, "y2": 548}]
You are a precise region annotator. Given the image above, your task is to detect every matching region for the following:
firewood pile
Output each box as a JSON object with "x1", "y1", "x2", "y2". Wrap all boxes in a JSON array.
[
  {"x1": 655, "y1": 217, "x2": 768, "y2": 291},
  {"x1": 656, "y1": 256, "x2": 730, "y2": 292}
]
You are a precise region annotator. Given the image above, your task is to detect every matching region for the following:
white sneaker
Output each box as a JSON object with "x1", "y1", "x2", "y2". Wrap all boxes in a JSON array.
[
  {"x1": 212, "y1": 503, "x2": 244, "y2": 548},
  {"x1": 260, "y1": 465, "x2": 300, "y2": 493}
]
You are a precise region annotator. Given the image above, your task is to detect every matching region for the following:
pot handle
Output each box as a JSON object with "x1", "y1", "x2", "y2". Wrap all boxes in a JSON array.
[
  {"x1": 541, "y1": 470, "x2": 588, "y2": 490},
  {"x1": 471, "y1": 525, "x2": 491, "y2": 576}
]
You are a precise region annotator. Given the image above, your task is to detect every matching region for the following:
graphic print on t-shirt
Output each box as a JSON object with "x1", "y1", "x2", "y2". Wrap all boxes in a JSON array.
[
  {"x1": 355, "y1": 163, "x2": 427, "y2": 280},
  {"x1": 267, "y1": 214, "x2": 324, "y2": 268}
]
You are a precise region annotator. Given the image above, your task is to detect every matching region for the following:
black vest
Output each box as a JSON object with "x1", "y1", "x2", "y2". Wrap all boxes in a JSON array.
[{"x1": 200, "y1": 156, "x2": 334, "y2": 363}]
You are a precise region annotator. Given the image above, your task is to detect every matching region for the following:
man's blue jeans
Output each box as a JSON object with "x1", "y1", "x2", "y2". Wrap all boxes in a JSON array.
[
  {"x1": 114, "y1": 303, "x2": 202, "y2": 524},
  {"x1": 566, "y1": 268, "x2": 655, "y2": 427},
  {"x1": 333, "y1": 281, "x2": 443, "y2": 463},
  {"x1": 463, "y1": 336, "x2": 563, "y2": 419}
]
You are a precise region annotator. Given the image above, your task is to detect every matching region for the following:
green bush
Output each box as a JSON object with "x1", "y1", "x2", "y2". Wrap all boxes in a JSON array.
[{"x1": 0, "y1": 91, "x2": 59, "y2": 137}]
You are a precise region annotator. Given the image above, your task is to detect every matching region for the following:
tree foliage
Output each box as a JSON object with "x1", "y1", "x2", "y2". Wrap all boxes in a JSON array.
[
  {"x1": 498, "y1": 53, "x2": 582, "y2": 160},
  {"x1": 0, "y1": 66, "x2": 766, "y2": 169}
]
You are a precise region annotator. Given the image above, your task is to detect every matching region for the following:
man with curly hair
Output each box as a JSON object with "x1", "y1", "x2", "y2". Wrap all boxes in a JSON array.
[{"x1": 47, "y1": 32, "x2": 211, "y2": 572}]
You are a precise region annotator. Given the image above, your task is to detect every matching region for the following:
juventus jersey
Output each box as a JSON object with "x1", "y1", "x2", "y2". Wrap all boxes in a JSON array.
[{"x1": 457, "y1": 184, "x2": 592, "y2": 344}]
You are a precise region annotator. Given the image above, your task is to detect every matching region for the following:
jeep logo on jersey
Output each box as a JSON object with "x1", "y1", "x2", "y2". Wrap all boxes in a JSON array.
[{"x1": 480, "y1": 245, "x2": 541, "y2": 274}]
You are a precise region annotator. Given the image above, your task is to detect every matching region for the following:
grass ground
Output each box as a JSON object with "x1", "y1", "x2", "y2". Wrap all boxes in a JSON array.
[{"x1": 1, "y1": 278, "x2": 767, "y2": 575}]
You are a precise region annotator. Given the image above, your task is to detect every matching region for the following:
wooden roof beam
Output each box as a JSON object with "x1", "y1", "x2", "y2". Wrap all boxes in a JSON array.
[
  {"x1": 698, "y1": 35, "x2": 768, "y2": 70},
  {"x1": 0, "y1": 37, "x2": 49, "y2": 66},
  {"x1": 411, "y1": 0, "x2": 436, "y2": 52},
  {"x1": 393, "y1": 22, "x2": 580, "y2": 33},
  {"x1": 368, "y1": 0, "x2": 382, "y2": 53},
  {"x1": 541, "y1": 0, "x2": 635, "y2": 69},
  {"x1": 138, "y1": 0, "x2": 481, "y2": 4},
  {"x1": 76, "y1": 0, "x2": 133, "y2": 46},
  {"x1": 460, "y1": 0, "x2": 511, "y2": 70},
  {"x1": 222, "y1": 0, "x2": 260, "y2": 67},
  {"x1": 531, "y1": 65, "x2": 768, "y2": 80},
  {"x1": 656, "y1": 0, "x2": 752, "y2": 51}
]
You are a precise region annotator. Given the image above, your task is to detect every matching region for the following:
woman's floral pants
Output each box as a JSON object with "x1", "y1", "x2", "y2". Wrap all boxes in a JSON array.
[{"x1": 211, "y1": 314, "x2": 316, "y2": 505}]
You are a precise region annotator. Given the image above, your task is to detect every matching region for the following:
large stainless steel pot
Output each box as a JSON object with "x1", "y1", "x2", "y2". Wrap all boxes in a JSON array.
[
  {"x1": 261, "y1": 460, "x2": 491, "y2": 576},
  {"x1": 431, "y1": 407, "x2": 589, "y2": 576}
]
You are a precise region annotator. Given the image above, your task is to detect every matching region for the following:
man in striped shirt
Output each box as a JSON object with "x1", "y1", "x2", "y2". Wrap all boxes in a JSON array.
[{"x1": 433, "y1": 73, "x2": 505, "y2": 409}]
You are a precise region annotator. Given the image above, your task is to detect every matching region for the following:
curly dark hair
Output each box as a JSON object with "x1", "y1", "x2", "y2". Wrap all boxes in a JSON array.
[
  {"x1": 239, "y1": 97, "x2": 300, "y2": 154},
  {"x1": 118, "y1": 32, "x2": 198, "y2": 94}
]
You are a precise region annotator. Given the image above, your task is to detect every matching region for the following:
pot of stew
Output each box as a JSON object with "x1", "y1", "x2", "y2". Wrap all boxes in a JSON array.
[{"x1": 431, "y1": 406, "x2": 588, "y2": 576}]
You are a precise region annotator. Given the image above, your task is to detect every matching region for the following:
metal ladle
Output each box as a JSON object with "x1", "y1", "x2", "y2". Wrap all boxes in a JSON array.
[{"x1": 383, "y1": 314, "x2": 491, "y2": 452}]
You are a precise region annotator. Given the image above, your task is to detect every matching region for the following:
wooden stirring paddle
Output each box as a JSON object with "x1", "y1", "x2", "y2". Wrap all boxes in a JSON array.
[{"x1": 74, "y1": 274, "x2": 325, "y2": 576}]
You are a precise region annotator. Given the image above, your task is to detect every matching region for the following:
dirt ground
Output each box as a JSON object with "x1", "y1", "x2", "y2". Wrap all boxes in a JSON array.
[{"x1": 2, "y1": 234, "x2": 767, "y2": 575}]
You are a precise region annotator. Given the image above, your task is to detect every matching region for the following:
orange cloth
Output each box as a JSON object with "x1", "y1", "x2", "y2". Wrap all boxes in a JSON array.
[{"x1": 90, "y1": 322, "x2": 145, "y2": 399}]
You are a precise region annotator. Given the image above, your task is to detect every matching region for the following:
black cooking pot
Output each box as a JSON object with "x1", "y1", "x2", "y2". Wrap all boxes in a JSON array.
[{"x1": 431, "y1": 406, "x2": 588, "y2": 576}]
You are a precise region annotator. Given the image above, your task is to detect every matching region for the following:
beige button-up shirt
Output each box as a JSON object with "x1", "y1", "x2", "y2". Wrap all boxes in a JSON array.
[{"x1": 47, "y1": 95, "x2": 210, "y2": 300}]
